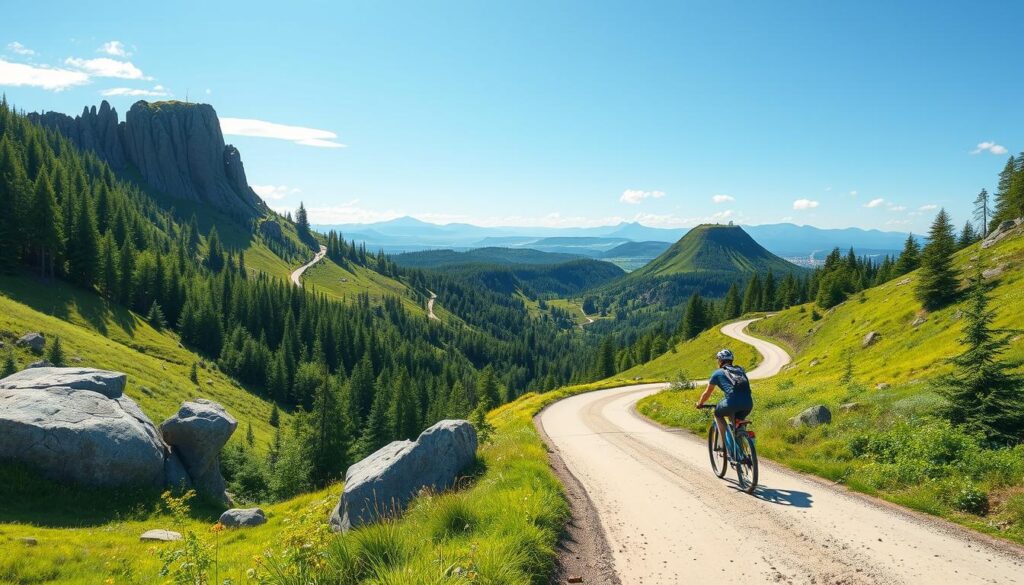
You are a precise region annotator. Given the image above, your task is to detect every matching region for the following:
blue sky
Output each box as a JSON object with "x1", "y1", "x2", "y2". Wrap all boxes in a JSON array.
[{"x1": 2, "y1": 1, "x2": 1021, "y2": 231}]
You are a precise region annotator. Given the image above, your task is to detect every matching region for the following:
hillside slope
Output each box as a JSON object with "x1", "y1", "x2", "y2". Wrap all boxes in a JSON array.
[
  {"x1": 631, "y1": 222, "x2": 1024, "y2": 542},
  {"x1": 631, "y1": 223, "x2": 799, "y2": 279}
]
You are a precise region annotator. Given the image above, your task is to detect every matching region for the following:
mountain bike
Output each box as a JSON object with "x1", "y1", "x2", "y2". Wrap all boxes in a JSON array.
[{"x1": 698, "y1": 404, "x2": 758, "y2": 493}]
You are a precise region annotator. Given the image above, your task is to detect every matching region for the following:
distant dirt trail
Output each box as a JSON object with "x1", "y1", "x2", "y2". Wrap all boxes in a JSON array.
[
  {"x1": 291, "y1": 245, "x2": 326, "y2": 286},
  {"x1": 539, "y1": 318, "x2": 1024, "y2": 584},
  {"x1": 427, "y1": 290, "x2": 439, "y2": 320},
  {"x1": 580, "y1": 306, "x2": 595, "y2": 327}
]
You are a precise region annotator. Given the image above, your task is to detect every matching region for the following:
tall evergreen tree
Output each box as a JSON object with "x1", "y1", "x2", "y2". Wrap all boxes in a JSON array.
[
  {"x1": 958, "y1": 221, "x2": 978, "y2": 249},
  {"x1": 30, "y1": 173, "x2": 63, "y2": 278},
  {"x1": 973, "y1": 188, "x2": 991, "y2": 237},
  {"x1": 894, "y1": 234, "x2": 921, "y2": 275},
  {"x1": 206, "y1": 226, "x2": 225, "y2": 272},
  {"x1": 722, "y1": 282, "x2": 741, "y2": 319},
  {"x1": 680, "y1": 292, "x2": 709, "y2": 340},
  {"x1": 915, "y1": 209, "x2": 959, "y2": 310},
  {"x1": 937, "y1": 259, "x2": 1024, "y2": 445},
  {"x1": 741, "y1": 274, "x2": 762, "y2": 314}
]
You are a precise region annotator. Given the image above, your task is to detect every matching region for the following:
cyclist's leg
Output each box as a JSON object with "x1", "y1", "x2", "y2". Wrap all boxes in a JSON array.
[{"x1": 713, "y1": 399, "x2": 733, "y2": 450}]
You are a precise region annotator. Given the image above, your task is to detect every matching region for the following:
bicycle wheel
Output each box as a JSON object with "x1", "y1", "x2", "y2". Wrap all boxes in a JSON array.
[
  {"x1": 707, "y1": 423, "x2": 728, "y2": 478},
  {"x1": 735, "y1": 432, "x2": 758, "y2": 493}
]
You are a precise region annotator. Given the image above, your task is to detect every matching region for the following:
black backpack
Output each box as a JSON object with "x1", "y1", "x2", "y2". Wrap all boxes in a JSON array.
[{"x1": 722, "y1": 364, "x2": 751, "y2": 394}]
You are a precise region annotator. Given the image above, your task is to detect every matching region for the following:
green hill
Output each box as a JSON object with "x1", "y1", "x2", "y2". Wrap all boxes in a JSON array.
[
  {"x1": 392, "y1": 246, "x2": 583, "y2": 268},
  {"x1": 630, "y1": 223, "x2": 799, "y2": 278}
]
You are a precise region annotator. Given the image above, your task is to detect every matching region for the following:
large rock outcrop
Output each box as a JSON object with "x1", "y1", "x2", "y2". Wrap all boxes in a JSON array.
[
  {"x1": 29, "y1": 100, "x2": 263, "y2": 216},
  {"x1": 330, "y1": 419, "x2": 478, "y2": 532},
  {"x1": 0, "y1": 368, "x2": 167, "y2": 487},
  {"x1": 28, "y1": 102, "x2": 127, "y2": 169},
  {"x1": 160, "y1": 399, "x2": 237, "y2": 505},
  {"x1": 0, "y1": 367, "x2": 235, "y2": 498}
]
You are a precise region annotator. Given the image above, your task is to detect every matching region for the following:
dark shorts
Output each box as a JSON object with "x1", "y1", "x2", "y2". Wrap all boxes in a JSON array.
[{"x1": 715, "y1": 394, "x2": 753, "y2": 421}]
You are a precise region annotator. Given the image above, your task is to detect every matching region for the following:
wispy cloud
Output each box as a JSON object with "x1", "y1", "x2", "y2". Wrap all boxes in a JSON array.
[
  {"x1": 98, "y1": 41, "x2": 130, "y2": 57},
  {"x1": 620, "y1": 189, "x2": 666, "y2": 204},
  {"x1": 849, "y1": 190, "x2": 858, "y2": 197},
  {"x1": 865, "y1": 198, "x2": 885, "y2": 208},
  {"x1": 0, "y1": 58, "x2": 89, "y2": 91},
  {"x1": 792, "y1": 199, "x2": 819, "y2": 210},
  {"x1": 887, "y1": 204, "x2": 906, "y2": 212},
  {"x1": 65, "y1": 57, "x2": 147, "y2": 80},
  {"x1": 6, "y1": 42, "x2": 34, "y2": 56},
  {"x1": 971, "y1": 141, "x2": 1008, "y2": 155},
  {"x1": 252, "y1": 184, "x2": 300, "y2": 201},
  {"x1": 100, "y1": 84, "x2": 167, "y2": 97},
  {"x1": 711, "y1": 194, "x2": 734, "y2": 204},
  {"x1": 220, "y1": 117, "x2": 346, "y2": 148},
  {"x1": 919, "y1": 204, "x2": 938, "y2": 211}
]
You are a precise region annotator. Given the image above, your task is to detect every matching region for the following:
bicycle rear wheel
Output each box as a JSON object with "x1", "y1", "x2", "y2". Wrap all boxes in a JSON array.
[
  {"x1": 735, "y1": 432, "x2": 758, "y2": 493},
  {"x1": 707, "y1": 423, "x2": 728, "y2": 478}
]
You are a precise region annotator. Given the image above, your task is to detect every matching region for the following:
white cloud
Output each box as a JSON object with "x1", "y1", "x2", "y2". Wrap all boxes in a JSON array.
[
  {"x1": 6, "y1": 42, "x2": 34, "y2": 56},
  {"x1": 865, "y1": 198, "x2": 886, "y2": 208},
  {"x1": 849, "y1": 190, "x2": 858, "y2": 197},
  {"x1": 711, "y1": 194, "x2": 735, "y2": 204},
  {"x1": 65, "y1": 57, "x2": 147, "y2": 79},
  {"x1": 98, "y1": 41, "x2": 130, "y2": 57},
  {"x1": 792, "y1": 199, "x2": 819, "y2": 210},
  {"x1": 100, "y1": 84, "x2": 167, "y2": 97},
  {"x1": 0, "y1": 58, "x2": 89, "y2": 91},
  {"x1": 919, "y1": 204, "x2": 938, "y2": 211},
  {"x1": 620, "y1": 189, "x2": 666, "y2": 204},
  {"x1": 220, "y1": 117, "x2": 345, "y2": 148},
  {"x1": 971, "y1": 141, "x2": 1008, "y2": 155},
  {"x1": 252, "y1": 184, "x2": 300, "y2": 201},
  {"x1": 887, "y1": 204, "x2": 906, "y2": 212}
]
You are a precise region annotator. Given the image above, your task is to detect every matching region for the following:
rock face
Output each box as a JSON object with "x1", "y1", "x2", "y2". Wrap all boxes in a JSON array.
[
  {"x1": 219, "y1": 507, "x2": 267, "y2": 528},
  {"x1": 0, "y1": 368, "x2": 167, "y2": 487},
  {"x1": 982, "y1": 218, "x2": 1023, "y2": 249},
  {"x1": 160, "y1": 399, "x2": 237, "y2": 504},
  {"x1": 330, "y1": 419, "x2": 478, "y2": 532},
  {"x1": 29, "y1": 102, "x2": 127, "y2": 169},
  {"x1": 29, "y1": 100, "x2": 263, "y2": 216},
  {"x1": 16, "y1": 332, "x2": 45, "y2": 353},
  {"x1": 790, "y1": 405, "x2": 832, "y2": 428}
]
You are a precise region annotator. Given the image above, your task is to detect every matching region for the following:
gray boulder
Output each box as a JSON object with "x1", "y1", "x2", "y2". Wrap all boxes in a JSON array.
[
  {"x1": 982, "y1": 218, "x2": 1022, "y2": 249},
  {"x1": 790, "y1": 405, "x2": 832, "y2": 428},
  {"x1": 27, "y1": 360, "x2": 53, "y2": 369},
  {"x1": 330, "y1": 419, "x2": 478, "y2": 532},
  {"x1": 160, "y1": 399, "x2": 237, "y2": 504},
  {"x1": 839, "y1": 402, "x2": 861, "y2": 412},
  {"x1": 219, "y1": 507, "x2": 267, "y2": 528},
  {"x1": 862, "y1": 331, "x2": 881, "y2": 348},
  {"x1": 16, "y1": 332, "x2": 45, "y2": 353},
  {"x1": 0, "y1": 368, "x2": 167, "y2": 487}
]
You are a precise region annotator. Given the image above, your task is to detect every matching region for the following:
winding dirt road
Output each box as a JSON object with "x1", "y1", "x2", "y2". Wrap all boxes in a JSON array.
[
  {"x1": 539, "y1": 318, "x2": 1024, "y2": 584},
  {"x1": 291, "y1": 245, "x2": 327, "y2": 286},
  {"x1": 427, "y1": 290, "x2": 439, "y2": 320}
]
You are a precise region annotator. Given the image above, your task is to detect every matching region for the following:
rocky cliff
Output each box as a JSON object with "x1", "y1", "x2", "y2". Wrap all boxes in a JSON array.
[{"x1": 30, "y1": 100, "x2": 263, "y2": 216}]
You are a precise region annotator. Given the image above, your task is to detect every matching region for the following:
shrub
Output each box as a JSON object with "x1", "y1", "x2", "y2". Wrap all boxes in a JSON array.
[{"x1": 938, "y1": 478, "x2": 989, "y2": 515}]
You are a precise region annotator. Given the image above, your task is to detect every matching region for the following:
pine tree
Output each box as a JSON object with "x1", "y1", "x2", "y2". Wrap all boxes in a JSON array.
[
  {"x1": 269, "y1": 404, "x2": 280, "y2": 427},
  {"x1": 680, "y1": 292, "x2": 708, "y2": 340},
  {"x1": 762, "y1": 270, "x2": 777, "y2": 311},
  {"x1": 296, "y1": 202, "x2": 310, "y2": 238},
  {"x1": 992, "y1": 156, "x2": 1017, "y2": 228},
  {"x1": 915, "y1": 209, "x2": 959, "y2": 310},
  {"x1": 147, "y1": 301, "x2": 167, "y2": 330},
  {"x1": 306, "y1": 373, "x2": 348, "y2": 484},
  {"x1": 894, "y1": 234, "x2": 921, "y2": 275},
  {"x1": 741, "y1": 274, "x2": 763, "y2": 314},
  {"x1": 246, "y1": 421, "x2": 255, "y2": 447},
  {"x1": 722, "y1": 283, "x2": 741, "y2": 319},
  {"x1": 937, "y1": 259, "x2": 1024, "y2": 445},
  {"x1": 0, "y1": 136, "x2": 27, "y2": 274},
  {"x1": 477, "y1": 365, "x2": 501, "y2": 408},
  {"x1": 2, "y1": 353, "x2": 16, "y2": 377},
  {"x1": 958, "y1": 221, "x2": 978, "y2": 249},
  {"x1": 353, "y1": 387, "x2": 390, "y2": 460},
  {"x1": 189, "y1": 362, "x2": 199, "y2": 385},
  {"x1": 30, "y1": 173, "x2": 63, "y2": 278},
  {"x1": 66, "y1": 195, "x2": 99, "y2": 286},
  {"x1": 973, "y1": 188, "x2": 991, "y2": 237},
  {"x1": 206, "y1": 226, "x2": 225, "y2": 272},
  {"x1": 389, "y1": 370, "x2": 420, "y2": 441},
  {"x1": 593, "y1": 337, "x2": 616, "y2": 379},
  {"x1": 46, "y1": 336, "x2": 65, "y2": 367},
  {"x1": 469, "y1": 402, "x2": 494, "y2": 444}
]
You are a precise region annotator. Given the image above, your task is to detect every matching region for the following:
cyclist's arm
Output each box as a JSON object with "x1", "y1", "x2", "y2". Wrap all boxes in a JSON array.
[{"x1": 695, "y1": 382, "x2": 717, "y2": 408}]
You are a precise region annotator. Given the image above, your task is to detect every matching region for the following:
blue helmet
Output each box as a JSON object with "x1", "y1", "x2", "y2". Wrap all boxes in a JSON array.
[{"x1": 716, "y1": 349, "x2": 734, "y2": 362}]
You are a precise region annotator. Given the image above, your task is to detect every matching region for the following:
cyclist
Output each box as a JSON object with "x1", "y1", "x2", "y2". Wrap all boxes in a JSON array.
[{"x1": 695, "y1": 349, "x2": 753, "y2": 451}]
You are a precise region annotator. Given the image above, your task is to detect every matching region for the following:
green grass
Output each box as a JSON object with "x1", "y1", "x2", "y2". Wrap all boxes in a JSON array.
[
  {"x1": 0, "y1": 276, "x2": 286, "y2": 449},
  {"x1": 619, "y1": 322, "x2": 761, "y2": 382},
  {"x1": 0, "y1": 369, "x2": 654, "y2": 584},
  {"x1": 633, "y1": 231, "x2": 1024, "y2": 544},
  {"x1": 545, "y1": 298, "x2": 599, "y2": 326},
  {"x1": 301, "y1": 257, "x2": 434, "y2": 315}
]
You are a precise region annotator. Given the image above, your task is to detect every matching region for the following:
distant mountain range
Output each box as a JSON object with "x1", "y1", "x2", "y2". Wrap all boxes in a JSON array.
[{"x1": 314, "y1": 217, "x2": 917, "y2": 265}]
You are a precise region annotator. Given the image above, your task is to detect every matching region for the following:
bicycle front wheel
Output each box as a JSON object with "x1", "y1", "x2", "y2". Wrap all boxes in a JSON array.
[
  {"x1": 708, "y1": 423, "x2": 728, "y2": 478},
  {"x1": 735, "y1": 432, "x2": 758, "y2": 493}
]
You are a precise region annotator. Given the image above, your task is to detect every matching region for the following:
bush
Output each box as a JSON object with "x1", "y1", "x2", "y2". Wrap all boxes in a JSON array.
[{"x1": 938, "y1": 478, "x2": 989, "y2": 515}]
